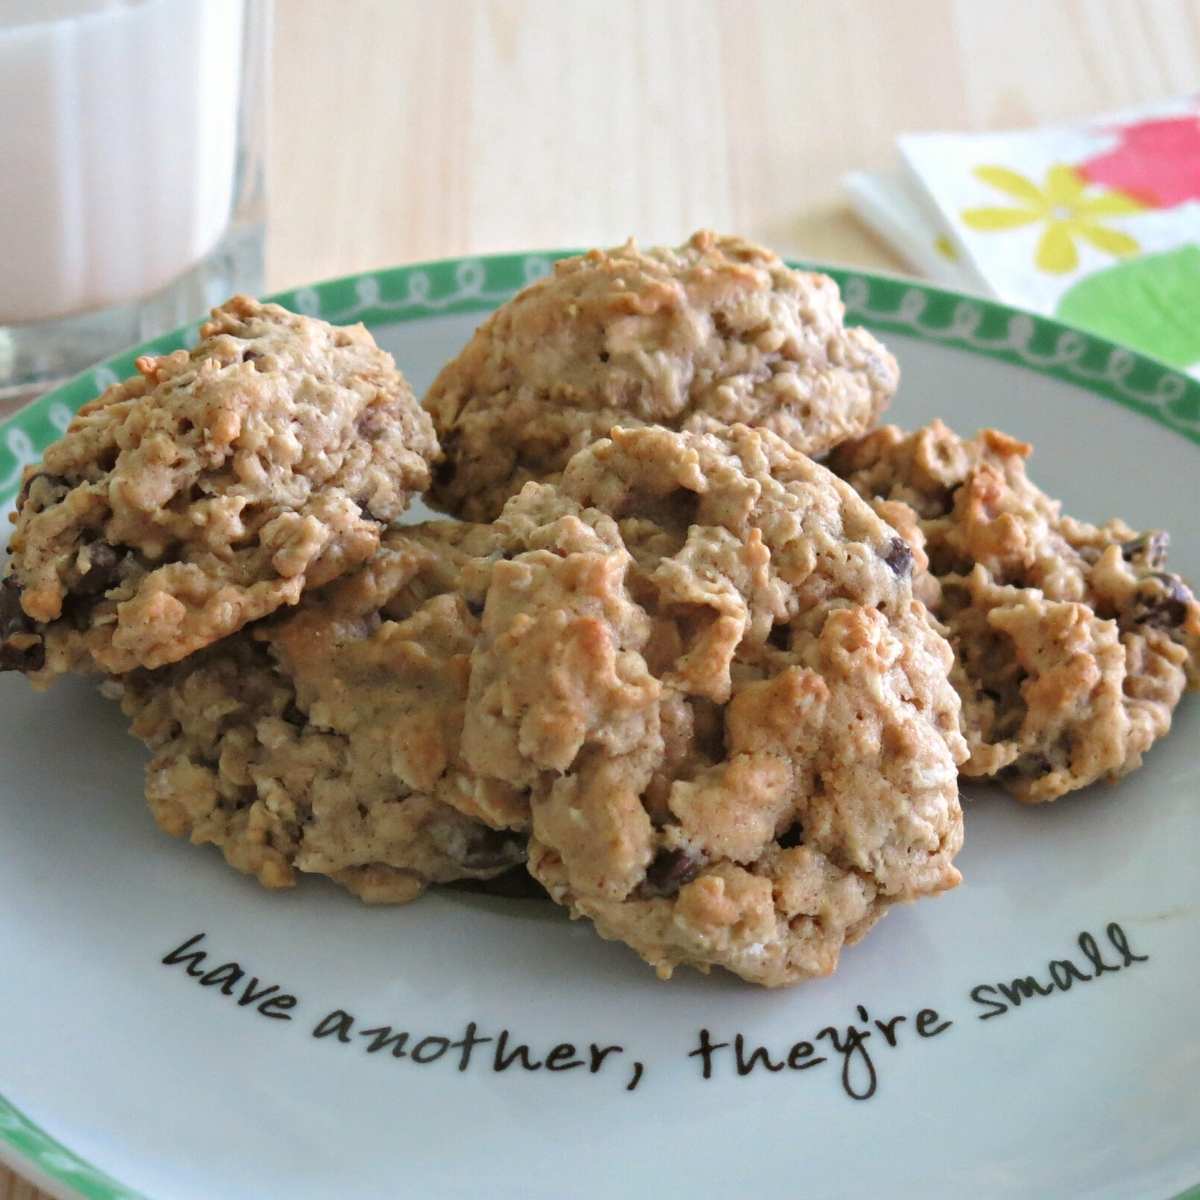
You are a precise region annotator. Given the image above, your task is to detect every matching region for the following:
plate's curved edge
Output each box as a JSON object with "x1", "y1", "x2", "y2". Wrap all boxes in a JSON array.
[
  {"x1": 1, "y1": 249, "x2": 1198, "y2": 515},
  {"x1": 0, "y1": 250, "x2": 1198, "y2": 1200},
  {"x1": 0, "y1": 1092, "x2": 146, "y2": 1200}
]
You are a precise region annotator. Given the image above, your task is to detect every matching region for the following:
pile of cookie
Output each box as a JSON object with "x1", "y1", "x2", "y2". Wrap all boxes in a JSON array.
[{"x1": 3, "y1": 233, "x2": 1197, "y2": 988}]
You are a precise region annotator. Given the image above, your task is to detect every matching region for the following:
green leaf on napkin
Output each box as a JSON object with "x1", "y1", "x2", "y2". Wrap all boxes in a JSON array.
[{"x1": 1056, "y1": 245, "x2": 1200, "y2": 369}]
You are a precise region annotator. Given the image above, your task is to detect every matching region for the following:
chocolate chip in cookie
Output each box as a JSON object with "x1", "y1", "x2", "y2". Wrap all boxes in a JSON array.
[
  {"x1": 1130, "y1": 572, "x2": 1194, "y2": 631},
  {"x1": 0, "y1": 578, "x2": 44, "y2": 673},
  {"x1": 453, "y1": 826, "x2": 526, "y2": 872},
  {"x1": 1122, "y1": 530, "x2": 1169, "y2": 569},
  {"x1": 881, "y1": 535, "x2": 914, "y2": 577},
  {"x1": 15, "y1": 471, "x2": 69, "y2": 513},
  {"x1": 639, "y1": 848, "x2": 703, "y2": 898},
  {"x1": 777, "y1": 820, "x2": 805, "y2": 849},
  {"x1": 71, "y1": 541, "x2": 125, "y2": 597}
]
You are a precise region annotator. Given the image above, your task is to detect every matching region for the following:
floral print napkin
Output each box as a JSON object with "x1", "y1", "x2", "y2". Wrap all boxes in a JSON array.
[{"x1": 845, "y1": 97, "x2": 1200, "y2": 377}]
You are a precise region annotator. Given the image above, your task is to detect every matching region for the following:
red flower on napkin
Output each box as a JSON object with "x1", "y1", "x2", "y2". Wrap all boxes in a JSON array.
[{"x1": 1078, "y1": 114, "x2": 1200, "y2": 208}]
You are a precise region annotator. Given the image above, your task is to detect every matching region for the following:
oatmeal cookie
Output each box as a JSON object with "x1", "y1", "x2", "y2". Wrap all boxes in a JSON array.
[
  {"x1": 457, "y1": 424, "x2": 966, "y2": 987},
  {"x1": 830, "y1": 420, "x2": 1200, "y2": 802},
  {"x1": 424, "y1": 231, "x2": 897, "y2": 521},
  {"x1": 3, "y1": 296, "x2": 439, "y2": 685},
  {"x1": 114, "y1": 525, "x2": 523, "y2": 903}
]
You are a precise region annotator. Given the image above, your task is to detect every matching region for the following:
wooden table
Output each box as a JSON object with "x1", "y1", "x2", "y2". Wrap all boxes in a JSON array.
[{"x1": 4, "y1": 0, "x2": 1197, "y2": 1195}]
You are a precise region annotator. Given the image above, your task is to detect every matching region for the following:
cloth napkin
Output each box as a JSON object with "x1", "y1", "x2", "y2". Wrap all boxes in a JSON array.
[{"x1": 845, "y1": 97, "x2": 1200, "y2": 378}]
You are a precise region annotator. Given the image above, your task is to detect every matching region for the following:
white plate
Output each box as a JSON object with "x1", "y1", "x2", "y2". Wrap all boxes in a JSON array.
[{"x1": 1, "y1": 256, "x2": 1198, "y2": 1200}]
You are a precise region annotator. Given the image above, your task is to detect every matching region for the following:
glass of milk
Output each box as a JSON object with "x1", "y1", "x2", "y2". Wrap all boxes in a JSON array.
[{"x1": 0, "y1": 0, "x2": 269, "y2": 402}]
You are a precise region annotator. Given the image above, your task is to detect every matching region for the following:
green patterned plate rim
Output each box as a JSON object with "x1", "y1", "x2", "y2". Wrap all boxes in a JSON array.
[{"x1": 0, "y1": 251, "x2": 1197, "y2": 1200}]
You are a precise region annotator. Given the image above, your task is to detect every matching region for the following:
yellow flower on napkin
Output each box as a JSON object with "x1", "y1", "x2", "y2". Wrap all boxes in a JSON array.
[
  {"x1": 934, "y1": 233, "x2": 959, "y2": 261},
  {"x1": 961, "y1": 164, "x2": 1143, "y2": 274}
]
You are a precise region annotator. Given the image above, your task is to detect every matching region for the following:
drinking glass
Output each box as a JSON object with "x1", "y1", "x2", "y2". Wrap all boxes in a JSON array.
[{"x1": 0, "y1": 0, "x2": 270, "y2": 404}]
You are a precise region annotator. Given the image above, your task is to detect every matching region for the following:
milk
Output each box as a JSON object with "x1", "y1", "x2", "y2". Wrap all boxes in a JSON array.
[{"x1": 0, "y1": 0, "x2": 245, "y2": 324}]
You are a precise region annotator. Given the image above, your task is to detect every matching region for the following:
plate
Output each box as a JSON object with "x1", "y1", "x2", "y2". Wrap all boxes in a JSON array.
[{"x1": 1, "y1": 254, "x2": 1198, "y2": 1200}]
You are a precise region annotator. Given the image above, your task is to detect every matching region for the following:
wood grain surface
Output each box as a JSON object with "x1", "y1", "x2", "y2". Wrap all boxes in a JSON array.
[{"x1": 4, "y1": 0, "x2": 1199, "y2": 1196}]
